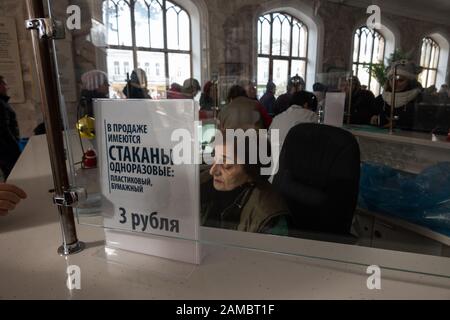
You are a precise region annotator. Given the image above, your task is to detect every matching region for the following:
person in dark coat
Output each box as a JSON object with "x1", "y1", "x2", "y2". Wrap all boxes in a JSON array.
[
  {"x1": 273, "y1": 74, "x2": 305, "y2": 116},
  {"x1": 342, "y1": 76, "x2": 377, "y2": 125},
  {"x1": 259, "y1": 81, "x2": 276, "y2": 116},
  {"x1": 374, "y1": 61, "x2": 423, "y2": 130},
  {"x1": 0, "y1": 76, "x2": 21, "y2": 179},
  {"x1": 123, "y1": 68, "x2": 151, "y2": 99}
]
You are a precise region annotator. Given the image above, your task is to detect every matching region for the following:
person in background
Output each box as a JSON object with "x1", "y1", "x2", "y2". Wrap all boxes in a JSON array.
[
  {"x1": 181, "y1": 78, "x2": 201, "y2": 99},
  {"x1": 201, "y1": 133, "x2": 290, "y2": 235},
  {"x1": 269, "y1": 91, "x2": 319, "y2": 153},
  {"x1": 0, "y1": 76, "x2": 21, "y2": 180},
  {"x1": 313, "y1": 82, "x2": 327, "y2": 114},
  {"x1": 199, "y1": 81, "x2": 215, "y2": 110},
  {"x1": 225, "y1": 84, "x2": 271, "y2": 128},
  {"x1": 374, "y1": 61, "x2": 423, "y2": 130},
  {"x1": 259, "y1": 81, "x2": 277, "y2": 116},
  {"x1": 0, "y1": 183, "x2": 27, "y2": 215},
  {"x1": 123, "y1": 68, "x2": 151, "y2": 99},
  {"x1": 342, "y1": 76, "x2": 377, "y2": 125},
  {"x1": 79, "y1": 70, "x2": 110, "y2": 117},
  {"x1": 167, "y1": 82, "x2": 184, "y2": 99},
  {"x1": 273, "y1": 74, "x2": 305, "y2": 116}
]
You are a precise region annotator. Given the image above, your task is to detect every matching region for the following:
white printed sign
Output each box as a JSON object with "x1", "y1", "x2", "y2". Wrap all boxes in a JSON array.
[
  {"x1": 94, "y1": 99, "x2": 200, "y2": 263},
  {"x1": 324, "y1": 92, "x2": 346, "y2": 128}
]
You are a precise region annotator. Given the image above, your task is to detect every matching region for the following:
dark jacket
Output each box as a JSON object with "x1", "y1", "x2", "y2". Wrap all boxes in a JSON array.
[
  {"x1": 200, "y1": 171, "x2": 290, "y2": 235},
  {"x1": 259, "y1": 91, "x2": 276, "y2": 115},
  {"x1": 346, "y1": 89, "x2": 377, "y2": 125},
  {"x1": 80, "y1": 89, "x2": 108, "y2": 117},
  {"x1": 273, "y1": 93, "x2": 292, "y2": 116},
  {"x1": 375, "y1": 92, "x2": 422, "y2": 130},
  {"x1": 122, "y1": 83, "x2": 151, "y2": 99},
  {"x1": 0, "y1": 95, "x2": 20, "y2": 178}
]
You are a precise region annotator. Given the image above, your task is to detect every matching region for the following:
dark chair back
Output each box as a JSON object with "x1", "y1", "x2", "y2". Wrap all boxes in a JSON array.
[{"x1": 272, "y1": 123, "x2": 360, "y2": 236}]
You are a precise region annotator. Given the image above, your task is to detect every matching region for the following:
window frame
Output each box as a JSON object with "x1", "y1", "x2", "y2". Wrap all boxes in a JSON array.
[
  {"x1": 103, "y1": 0, "x2": 193, "y2": 89},
  {"x1": 257, "y1": 12, "x2": 309, "y2": 90},
  {"x1": 352, "y1": 26, "x2": 386, "y2": 95},
  {"x1": 419, "y1": 36, "x2": 440, "y2": 88}
]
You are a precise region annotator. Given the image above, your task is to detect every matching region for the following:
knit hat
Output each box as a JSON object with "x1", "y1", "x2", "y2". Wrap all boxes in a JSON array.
[
  {"x1": 387, "y1": 61, "x2": 422, "y2": 80},
  {"x1": 81, "y1": 70, "x2": 108, "y2": 91},
  {"x1": 289, "y1": 74, "x2": 305, "y2": 87}
]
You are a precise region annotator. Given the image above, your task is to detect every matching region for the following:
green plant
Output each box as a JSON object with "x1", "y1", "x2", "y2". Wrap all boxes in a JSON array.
[{"x1": 365, "y1": 49, "x2": 410, "y2": 87}]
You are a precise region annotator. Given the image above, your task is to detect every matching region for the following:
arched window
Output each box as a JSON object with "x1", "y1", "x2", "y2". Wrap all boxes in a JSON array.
[
  {"x1": 257, "y1": 12, "x2": 308, "y2": 97},
  {"x1": 103, "y1": 0, "x2": 191, "y2": 98},
  {"x1": 352, "y1": 26, "x2": 385, "y2": 94},
  {"x1": 419, "y1": 37, "x2": 440, "y2": 88}
]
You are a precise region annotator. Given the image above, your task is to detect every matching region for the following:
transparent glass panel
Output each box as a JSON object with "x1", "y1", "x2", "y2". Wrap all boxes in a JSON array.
[
  {"x1": 36, "y1": 0, "x2": 450, "y2": 280},
  {"x1": 273, "y1": 59, "x2": 289, "y2": 96},
  {"x1": 168, "y1": 53, "x2": 191, "y2": 86},
  {"x1": 137, "y1": 51, "x2": 166, "y2": 99}
]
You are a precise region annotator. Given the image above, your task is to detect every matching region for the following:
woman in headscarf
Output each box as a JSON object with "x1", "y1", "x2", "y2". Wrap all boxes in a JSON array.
[
  {"x1": 374, "y1": 61, "x2": 423, "y2": 130},
  {"x1": 123, "y1": 68, "x2": 151, "y2": 99}
]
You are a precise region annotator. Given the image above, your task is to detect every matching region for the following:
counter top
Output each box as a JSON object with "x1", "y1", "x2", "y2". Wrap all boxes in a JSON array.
[
  {"x1": 1, "y1": 134, "x2": 450, "y2": 299},
  {"x1": 347, "y1": 125, "x2": 450, "y2": 150}
]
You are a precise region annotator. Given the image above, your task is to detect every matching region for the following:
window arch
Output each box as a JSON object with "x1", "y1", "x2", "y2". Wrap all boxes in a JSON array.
[
  {"x1": 419, "y1": 37, "x2": 440, "y2": 88},
  {"x1": 352, "y1": 26, "x2": 385, "y2": 94},
  {"x1": 257, "y1": 12, "x2": 308, "y2": 97},
  {"x1": 103, "y1": 0, "x2": 192, "y2": 98}
]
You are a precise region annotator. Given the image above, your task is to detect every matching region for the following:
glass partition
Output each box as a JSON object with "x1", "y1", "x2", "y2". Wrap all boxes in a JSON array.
[{"x1": 41, "y1": 0, "x2": 450, "y2": 278}]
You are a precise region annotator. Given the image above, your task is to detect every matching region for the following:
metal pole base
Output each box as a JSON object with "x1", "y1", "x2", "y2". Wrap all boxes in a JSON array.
[{"x1": 57, "y1": 241, "x2": 85, "y2": 256}]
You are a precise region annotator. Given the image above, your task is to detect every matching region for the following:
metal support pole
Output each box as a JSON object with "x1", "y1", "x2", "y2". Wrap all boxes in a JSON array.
[{"x1": 25, "y1": 0, "x2": 84, "y2": 256}]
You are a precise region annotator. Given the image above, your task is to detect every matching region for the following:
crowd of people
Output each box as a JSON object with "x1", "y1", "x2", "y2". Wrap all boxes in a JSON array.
[{"x1": 2, "y1": 59, "x2": 449, "y2": 235}]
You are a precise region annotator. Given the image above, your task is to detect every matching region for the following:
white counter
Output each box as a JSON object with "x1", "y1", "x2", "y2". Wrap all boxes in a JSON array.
[{"x1": 1, "y1": 134, "x2": 450, "y2": 299}]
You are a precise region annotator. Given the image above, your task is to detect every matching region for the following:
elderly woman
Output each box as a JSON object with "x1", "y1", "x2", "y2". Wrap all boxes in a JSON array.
[
  {"x1": 374, "y1": 61, "x2": 423, "y2": 130},
  {"x1": 201, "y1": 133, "x2": 290, "y2": 235}
]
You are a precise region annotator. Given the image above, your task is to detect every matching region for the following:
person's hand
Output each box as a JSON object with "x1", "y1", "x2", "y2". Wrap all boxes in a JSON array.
[{"x1": 0, "y1": 183, "x2": 27, "y2": 216}]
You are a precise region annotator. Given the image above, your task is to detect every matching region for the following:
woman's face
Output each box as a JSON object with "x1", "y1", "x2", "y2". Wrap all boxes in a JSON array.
[
  {"x1": 209, "y1": 144, "x2": 250, "y2": 191},
  {"x1": 390, "y1": 76, "x2": 409, "y2": 92}
]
